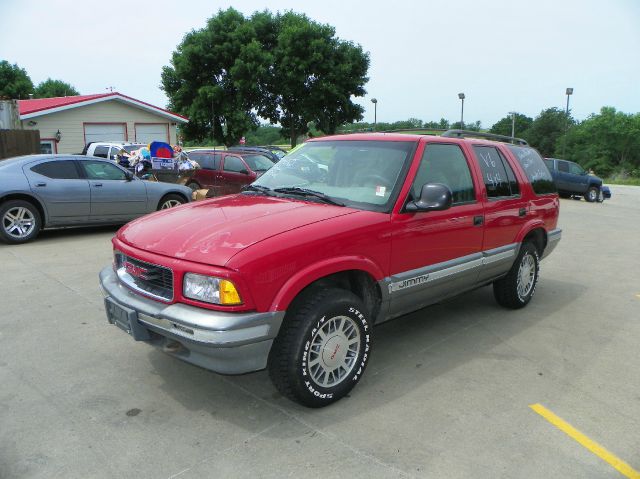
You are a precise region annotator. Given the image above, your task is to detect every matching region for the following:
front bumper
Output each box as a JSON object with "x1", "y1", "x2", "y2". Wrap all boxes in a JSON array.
[{"x1": 99, "y1": 266, "x2": 284, "y2": 374}]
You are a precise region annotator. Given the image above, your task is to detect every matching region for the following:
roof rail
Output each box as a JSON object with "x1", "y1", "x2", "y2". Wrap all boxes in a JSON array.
[{"x1": 441, "y1": 129, "x2": 528, "y2": 146}]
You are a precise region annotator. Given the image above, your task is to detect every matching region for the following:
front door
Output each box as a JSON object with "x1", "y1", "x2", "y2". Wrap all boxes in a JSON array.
[
  {"x1": 389, "y1": 142, "x2": 485, "y2": 318},
  {"x1": 79, "y1": 160, "x2": 148, "y2": 221}
]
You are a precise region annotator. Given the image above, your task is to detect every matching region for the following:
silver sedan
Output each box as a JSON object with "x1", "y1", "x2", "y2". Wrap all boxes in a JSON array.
[{"x1": 0, "y1": 155, "x2": 192, "y2": 244}]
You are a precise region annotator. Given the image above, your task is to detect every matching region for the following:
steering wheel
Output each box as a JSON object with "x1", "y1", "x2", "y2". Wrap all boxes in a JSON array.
[{"x1": 358, "y1": 174, "x2": 392, "y2": 188}]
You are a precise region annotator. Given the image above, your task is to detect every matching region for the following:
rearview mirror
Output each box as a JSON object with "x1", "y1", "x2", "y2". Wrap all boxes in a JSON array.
[{"x1": 405, "y1": 183, "x2": 452, "y2": 212}]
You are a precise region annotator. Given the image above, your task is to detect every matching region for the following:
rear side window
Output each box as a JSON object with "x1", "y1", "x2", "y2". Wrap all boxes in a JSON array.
[
  {"x1": 558, "y1": 161, "x2": 570, "y2": 173},
  {"x1": 189, "y1": 152, "x2": 219, "y2": 170},
  {"x1": 223, "y1": 155, "x2": 246, "y2": 173},
  {"x1": 506, "y1": 145, "x2": 556, "y2": 195},
  {"x1": 93, "y1": 146, "x2": 109, "y2": 158},
  {"x1": 31, "y1": 160, "x2": 80, "y2": 179},
  {"x1": 473, "y1": 146, "x2": 519, "y2": 198}
]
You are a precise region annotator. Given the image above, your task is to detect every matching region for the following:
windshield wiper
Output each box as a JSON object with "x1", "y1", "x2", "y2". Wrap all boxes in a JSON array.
[
  {"x1": 273, "y1": 187, "x2": 345, "y2": 206},
  {"x1": 242, "y1": 184, "x2": 275, "y2": 196}
]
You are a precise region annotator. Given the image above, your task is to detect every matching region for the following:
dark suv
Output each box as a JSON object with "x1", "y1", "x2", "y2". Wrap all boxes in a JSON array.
[
  {"x1": 186, "y1": 149, "x2": 275, "y2": 196},
  {"x1": 544, "y1": 158, "x2": 610, "y2": 202}
]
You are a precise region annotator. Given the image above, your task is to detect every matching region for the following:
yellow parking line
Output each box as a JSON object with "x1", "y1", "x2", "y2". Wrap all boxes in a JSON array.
[{"x1": 530, "y1": 404, "x2": 640, "y2": 479}]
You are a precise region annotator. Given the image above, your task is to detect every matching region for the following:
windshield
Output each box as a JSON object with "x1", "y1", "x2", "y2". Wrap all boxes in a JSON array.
[
  {"x1": 252, "y1": 140, "x2": 416, "y2": 212},
  {"x1": 243, "y1": 154, "x2": 275, "y2": 171}
]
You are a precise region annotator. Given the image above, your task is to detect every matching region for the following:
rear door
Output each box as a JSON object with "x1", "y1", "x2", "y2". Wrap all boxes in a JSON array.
[
  {"x1": 25, "y1": 159, "x2": 90, "y2": 224},
  {"x1": 470, "y1": 144, "x2": 528, "y2": 283},
  {"x1": 79, "y1": 159, "x2": 148, "y2": 221},
  {"x1": 190, "y1": 152, "x2": 221, "y2": 191},
  {"x1": 219, "y1": 154, "x2": 253, "y2": 195}
]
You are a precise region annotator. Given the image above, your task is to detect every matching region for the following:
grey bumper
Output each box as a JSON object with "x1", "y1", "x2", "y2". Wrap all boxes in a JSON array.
[
  {"x1": 542, "y1": 228, "x2": 562, "y2": 260},
  {"x1": 99, "y1": 266, "x2": 285, "y2": 374}
]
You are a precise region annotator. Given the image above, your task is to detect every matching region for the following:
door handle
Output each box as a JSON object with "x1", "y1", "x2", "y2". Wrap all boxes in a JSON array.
[
  {"x1": 35, "y1": 182, "x2": 47, "y2": 187},
  {"x1": 473, "y1": 215, "x2": 484, "y2": 226},
  {"x1": 93, "y1": 183, "x2": 103, "y2": 187},
  {"x1": 519, "y1": 207, "x2": 526, "y2": 217}
]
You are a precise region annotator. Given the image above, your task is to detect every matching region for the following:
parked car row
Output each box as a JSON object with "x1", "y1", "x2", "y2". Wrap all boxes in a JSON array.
[{"x1": 0, "y1": 155, "x2": 192, "y2": 244}]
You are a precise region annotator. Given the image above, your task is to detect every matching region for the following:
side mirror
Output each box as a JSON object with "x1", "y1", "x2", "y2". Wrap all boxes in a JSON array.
[
  {"x1": 125, "y1": 171, "x2": 134, "y2": 181},
  {"x1": 405, "y1": 183, "x2": 453, "y2": 212},
  {"x1": 240, "y1": 169, "x2": 249, "y2": 175}
]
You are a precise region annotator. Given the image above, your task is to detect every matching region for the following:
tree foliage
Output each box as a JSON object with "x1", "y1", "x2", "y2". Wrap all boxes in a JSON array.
[
  {"x1": 0, "y1": 60, "x2": 34, "y2": 99},
  {"x1": 161, "y1": 8, "x2": 369, "y2": 146},
  {"x1": 563, "y1": 107, "x2": 640, "y2": 177},
  {"x1": 490, "y1": 113, "x2": 533, "y2": 138},
  {"x1": 521, "y1": 107, "x2": 573, "y2": 157},
  {"x1": 34, "y1": 78, "x2": 79, "y2": 98}
]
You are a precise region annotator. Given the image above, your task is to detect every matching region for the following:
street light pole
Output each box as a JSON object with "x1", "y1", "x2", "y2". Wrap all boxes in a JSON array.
[
  {"x1": 509, "y1": 111, "x2": 516, "y2": 138},
  {"x1": 371, "y1": 98, "x2": 378, "y2": 130},
  {"x1": 563, "y1": 87, "x2": 573, "y2": 157},
  {"x1": 458, "y1": 93, "x2": 465, "y2": 129}
]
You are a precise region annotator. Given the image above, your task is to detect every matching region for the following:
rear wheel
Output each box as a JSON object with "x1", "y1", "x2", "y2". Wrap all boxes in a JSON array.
[
  {"x1": 268, "y1": 288, "x2": 372, "y2": 408},
  {"x1": 158, "y1": 194, "x2": 186, "y2": 210},
  {"x1": 585, "y1": 186, "x2": 599, "y2": 203},
  {"x1": 493, "y1": 242, "x2": 540, "y2": 309},
  {"x1": 186, "y1": 181, "x2": 200, "y2": 191},
  {"x1": 0, "y1": 200, "x2": 42, "y2": 244}
]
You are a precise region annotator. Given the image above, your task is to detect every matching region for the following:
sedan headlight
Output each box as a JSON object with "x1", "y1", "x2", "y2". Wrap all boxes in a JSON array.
[{"x1": 183, "y1": 273, "x2": 242, "y2": 305}]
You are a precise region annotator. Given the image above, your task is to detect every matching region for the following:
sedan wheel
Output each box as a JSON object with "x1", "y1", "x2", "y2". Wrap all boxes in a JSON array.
[
  {"x1": 0, "y1": 200, "x2": 42, "y2": 244},
  {"x1": 158, "y1": 194, "x2": 187, "y2": 210}
]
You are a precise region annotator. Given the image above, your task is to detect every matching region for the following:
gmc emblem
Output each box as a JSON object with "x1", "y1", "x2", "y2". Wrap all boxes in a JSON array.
[{"x1": 123, "y1": 261, "x2": 149, "y2": 280}]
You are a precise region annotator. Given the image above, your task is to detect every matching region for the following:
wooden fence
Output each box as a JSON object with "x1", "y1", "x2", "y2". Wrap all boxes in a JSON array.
[{"x1": 0, "y1": 130, "x2": 41, "y2": 160}]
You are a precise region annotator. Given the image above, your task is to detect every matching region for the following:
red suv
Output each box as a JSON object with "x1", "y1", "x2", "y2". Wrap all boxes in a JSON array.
[
  {"x1": 100, "y1": 131, "x2": 561, "y2": 407},
  {"x1": 186, "y1": 149, "x2": 275, "y2": 196}
]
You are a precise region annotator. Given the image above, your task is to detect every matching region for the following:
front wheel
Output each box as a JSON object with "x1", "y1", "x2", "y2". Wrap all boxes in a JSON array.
[
  {"x1": 158, "y1": 194, "x2": 186, "y2": 210},
  {"x1": 268, "y1": 288, "x2": 372, "y2": 408},
  {"x1": 585, "y1": 186, "x2": 599, "y2": 203},
  {"x1": 493, "y1": 242, "x2": 540, "y2": 309},
  {"x1": 0, "y1": 200, "x2": 42, "y2": 244}
]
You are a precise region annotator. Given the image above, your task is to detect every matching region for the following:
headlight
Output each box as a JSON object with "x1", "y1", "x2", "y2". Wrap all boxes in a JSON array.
[{"x1": 183, "y1": 273, "x2": 242, "y2": 305}]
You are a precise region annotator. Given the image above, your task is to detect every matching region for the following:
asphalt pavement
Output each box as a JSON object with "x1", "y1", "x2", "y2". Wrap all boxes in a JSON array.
[{"x1": 1, "y1": 186, "x2": 639, "y2": 479}]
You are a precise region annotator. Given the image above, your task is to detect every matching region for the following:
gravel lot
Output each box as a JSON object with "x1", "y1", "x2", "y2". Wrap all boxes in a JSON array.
[{"x1": 1, "y1": 186, "x2": 639, "y2": 479}]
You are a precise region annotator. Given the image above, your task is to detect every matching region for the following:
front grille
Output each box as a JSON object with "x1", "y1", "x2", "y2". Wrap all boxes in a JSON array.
[{"x1": 115, "y1": 253, "x2": 174, "y2": 301}]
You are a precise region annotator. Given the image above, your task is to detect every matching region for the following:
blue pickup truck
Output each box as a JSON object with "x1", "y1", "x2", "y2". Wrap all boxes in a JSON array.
[{"x1": 544, "y1": 158, "x2": 611, "y2": 202}]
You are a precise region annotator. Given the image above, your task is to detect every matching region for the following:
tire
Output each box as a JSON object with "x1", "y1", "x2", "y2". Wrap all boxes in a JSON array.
[
  {"x1": 186, "y1": 181, "x2": 200, "y2": 191},
  {"x1": 597, "y1": 189, "x2": 605, "y2": 203},
  {"x1": 0, "y1": 200, "x2": 42, "y2": 244},
  {"x1": 268, "y1": 288, "x2": 372, "y2": 408},
  {"x1": 158, "y1": 194, "x2": 186, "y2": 210},
  {"x1": 493, "y1": 242, "x2": 540, "y2": 309},
  {"x1": 585, "y1": 186, "x2": 599, "y2": 203}
]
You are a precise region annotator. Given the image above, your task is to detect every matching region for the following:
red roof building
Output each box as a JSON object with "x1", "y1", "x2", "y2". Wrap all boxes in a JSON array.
[{"x1": 19, "y1": 92, "x2": 188, "y2": 154}]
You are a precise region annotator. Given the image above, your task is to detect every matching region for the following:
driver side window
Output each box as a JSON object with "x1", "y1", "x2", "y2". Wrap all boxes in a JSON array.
[
  {"x1": 411, "y1": 144, "x2": 475, "y2": 204},
  {"x1": 82, "y1": 160, "x2": 127, "y2": 180}
]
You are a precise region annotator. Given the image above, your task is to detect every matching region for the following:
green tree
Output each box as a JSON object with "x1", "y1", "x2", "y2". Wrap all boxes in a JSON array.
[
  {"x1": 256, "y1": 12, "x2": 369, "y2": 145},
  {"x1": 563, "y1": 107, "x2": 640, "y2": 177},
  {"x1": 161, "y1": 8, "x2": 265, "y2": 146},
  {"x1": 490, "y1": 113, "x2": 533, "y2": 138},
  {"x1": 521, "y1": 107, "x2": 573, "y2": 157},
  {"x1": 0, "y1": 60, "x2": 34, "y2": 99},
  {"x1": 34, "y1": 78, "x2": 79, "y2": 98}
]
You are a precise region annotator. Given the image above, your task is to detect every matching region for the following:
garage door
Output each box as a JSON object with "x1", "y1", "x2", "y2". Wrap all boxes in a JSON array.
[
  {"x1": 135, "y1": 124, "x2": 169, "y2": 143},
  {"x1": 84, "y1": 124, "x2": 126, "y2": 143}
]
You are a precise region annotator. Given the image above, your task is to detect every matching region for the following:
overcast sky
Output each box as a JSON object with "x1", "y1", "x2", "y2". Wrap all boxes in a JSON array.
[{"x1": 1, "y1": 0, "x2": 638, "y2": 128}]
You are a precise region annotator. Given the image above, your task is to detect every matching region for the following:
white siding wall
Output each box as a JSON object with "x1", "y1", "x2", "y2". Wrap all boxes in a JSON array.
[{"x1": 21, "y1": 99, "x2": 180, "y2": 154}]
